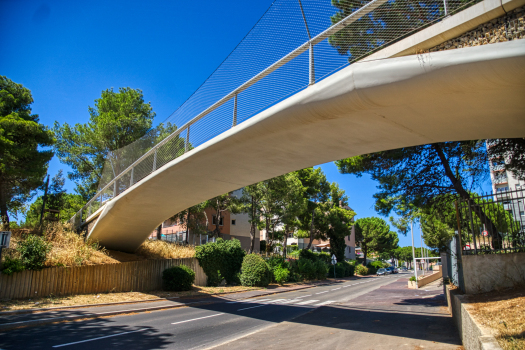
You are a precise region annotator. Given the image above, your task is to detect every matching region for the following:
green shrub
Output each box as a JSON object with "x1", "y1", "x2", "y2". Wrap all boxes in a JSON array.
[
  {"x1": 342, "y1": 261, "x2": 354, "y2": 277},
  {"x1": 366, "y1": 261, "x2": 383, "y2": 275},
  {"x1": 273, "y1": 266, "x2": 289, "y2": 285},
  {"x1": 195, "y1": 238, "x2": 245, "y2": 286},
  {"x1": 298, "y1": 258, "x2": 316, "y2": 280},
  {"x1": 316, "y1": 251, "x2": 331, "y2": 264},
  {"x1": 409, "y1": 276, "x2": 416, "y2": 282},
  {"x1": 328, "y1": 262, "x2": 346, "y2": 278},
  {"x1": 1, "y1": 257, "x2": 25, "y2": 275},
  {"x1": 298, "y1": 249, "x2": 317, "y2": 262},
  {"x1": 240, "y1": 254, "x2": 271, "y2": 287},
  {"x1": 355, "y1": 264, "x2": 368, "y2": 276},
  {"x1": 266, "y1": 257, "x2": 290, "y2": 283},
  {"x1": 17, "y1": 235, "x2": 51, "y2": 270},
  {"x1": 382, "y1": 262, "x2": 390, "y2": 268},
  {"x1": 313, "y1": 260, "x2": 328, "y2": 280},
  {"x1": 162, "y1": 265, "x2": 195, "y2": 291}
]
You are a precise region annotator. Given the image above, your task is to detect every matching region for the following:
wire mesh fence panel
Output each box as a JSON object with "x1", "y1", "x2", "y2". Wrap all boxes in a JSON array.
[
  {"x1": 70, "y1": 0, "x2": 486, "y2": 227},
  {"x1": 459, "y1": 189, "x2": 525, "y2": 255}
]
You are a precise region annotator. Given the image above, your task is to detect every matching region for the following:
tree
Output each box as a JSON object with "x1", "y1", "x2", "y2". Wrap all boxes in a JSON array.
[
  {"x1": 240, "y1": 184, "x2": 265, "y2": 254},
  {"x1": 328, "y1": 0, "x2": 448, "y2": 63},
  {"x1": 205, "y1": 193, "x2": 242, "y2": 238},
  {"x1": 324, "y1": 183, "x2": 355, "y2": 262},
  {"x1": 170, "y1": 201, "x2": 208, "y2": 244},
  {"x1": 486, "y1": 138, "x2": 525, "y2": 181},
  {"x1": 53, "y1": 87, "x2": 156, "y2": 200},
  {"x1": 0, "y1": 76, "x2": 54, "y2": 228},
  {"x1": 336, "y1": 141, "x2": 503, "y2": 248},
  {"x1": 354, "y1": 217, "x2": 398, "y2": 264},
  {"x1": 295, "y1": 168, "x2": 331, "y2": 249},
  {"x1": 24, "y1": 170, "x2": 84, "y2": 226}
]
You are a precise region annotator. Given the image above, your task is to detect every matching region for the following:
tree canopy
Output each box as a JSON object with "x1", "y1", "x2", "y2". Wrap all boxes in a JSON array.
[
  {"x1": 0, "y1": 76, "x2": 54, "y2": 228},
  {"x1": 354, "y1": 217, "x2": 398, "y2": 263},
  {"x1": 486, "y1": 138, "x2": 525, "y2": 181},
  {"x1": 53, "y1": 87, "x2": 156, "y2": 199}
]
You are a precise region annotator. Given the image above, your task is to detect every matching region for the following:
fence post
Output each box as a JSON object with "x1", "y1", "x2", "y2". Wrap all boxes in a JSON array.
[
  {"x1": 443, "y1": 0, "x2": 448, "y2": 16},
  {"x1": 309, "y1": 43, "x2": 315, "y2": 85},
  {"x1": 130, "y1": 167, "x2": 134, "y2": 186},
  {"x1": 153, "y1": 148, "x2": 157, "y2": 171},
  {"x1": 185, "y1": 125, "x2": 190, "y2": 153},
  {"x1": 113, "y1": 181, "x2": 117, "y2": 198},
  {"x1": 232, "y1": 93, "x2": 238, "y2": 127}
]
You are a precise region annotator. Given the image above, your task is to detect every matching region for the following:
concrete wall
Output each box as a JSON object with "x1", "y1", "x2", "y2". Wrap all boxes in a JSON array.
[
  {"x1": 446, "y1": 285, "x2": 503, "y2": 350},
  {"x1": 462, "y1": 253, "x2": 525, "y2": 294}
]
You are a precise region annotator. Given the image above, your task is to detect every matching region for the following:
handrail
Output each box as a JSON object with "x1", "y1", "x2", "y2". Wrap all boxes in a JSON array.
[{"x1": 69, "y1": 0, "x2": 397, "y2": 226}]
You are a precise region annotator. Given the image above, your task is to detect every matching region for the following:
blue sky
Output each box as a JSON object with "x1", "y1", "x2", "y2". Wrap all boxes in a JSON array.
[{"x1": 1, "y1": 0, "x2": 491, "y2": 247}]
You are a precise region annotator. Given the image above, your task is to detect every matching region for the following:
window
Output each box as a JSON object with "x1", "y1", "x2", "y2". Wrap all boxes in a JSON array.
[
  {"x1": 521, "y1": 211, "x2": 525, "y2": 217},
  {"x1": 231, "y1": 219, "x2": 236, "y2": 225},
  {"x1": 212, "y1": 216, "x2": 224, "y2": 226},
  {"x1": 288, "y1": 232, "x2": 293, "y2": 238},
  {"x1": 496, "y1": 186, "x2": 509, "y2": 192}
]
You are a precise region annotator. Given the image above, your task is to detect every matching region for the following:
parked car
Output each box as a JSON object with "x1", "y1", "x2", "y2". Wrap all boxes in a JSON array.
[
  {"x1": 399, "y1": 267, "x2": 408, "y2": 272},
  {"x1": 392, "y1": 267, "x2": 398, "y2": 274},
  {"x1": 385, "y1": 267, "x2": 393, "y2": 274},
  {"x1": 377, "y1": 268, "x2": 387, "y2": 276}
]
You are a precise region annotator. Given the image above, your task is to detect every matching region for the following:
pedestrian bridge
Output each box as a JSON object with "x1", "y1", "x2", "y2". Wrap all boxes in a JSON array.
[{"x1": 71, "y1": 0, "x2": 525, "y2": 252}]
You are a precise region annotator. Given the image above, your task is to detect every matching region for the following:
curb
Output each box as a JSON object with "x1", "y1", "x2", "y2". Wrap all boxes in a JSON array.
[{"x1": 0, "y1": 279, "x2": 352, "y2": 331}]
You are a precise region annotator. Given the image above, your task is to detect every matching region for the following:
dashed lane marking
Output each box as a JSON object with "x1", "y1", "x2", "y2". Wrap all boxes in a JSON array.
[{"x1": 296, "y1": 300, "x2": 319, "y2": 305}]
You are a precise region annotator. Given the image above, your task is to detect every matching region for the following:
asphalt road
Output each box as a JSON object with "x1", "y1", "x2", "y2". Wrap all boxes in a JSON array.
[{"x1": 0, "y1": 274, "x2": 405, "y2": 350}]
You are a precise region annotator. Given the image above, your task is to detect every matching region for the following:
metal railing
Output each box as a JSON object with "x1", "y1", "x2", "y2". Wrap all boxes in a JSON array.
[
  {"x1": 70, "y1": 0, "x2": 478, "y2": 228},
  {"x1": 459, "y1": 189, "x2": 525, "y2": 255}
]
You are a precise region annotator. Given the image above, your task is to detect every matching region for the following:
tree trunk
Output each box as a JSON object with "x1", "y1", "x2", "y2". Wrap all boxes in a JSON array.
[
  {"x1": 249, "y1": 196, "x2": 255, "y2": 254},
  {"x1": 432, "y1": 144, "x2": 502, "y2": 249},
  {"x1": 362, "y1": 245, "x2": 367, "y2": 265},
  {"x1": 185, "y1": 211, "x2": 190, "y2": 244},
  {"x1": 306, "y1": 207, "x2": 315, "y2": 250},
  {"x1": 0, "y1": 183, "x2": 9, "y2": 230},
  {"x1": 265, "y1": 216, "x2": 271, "y2": 254},
  {"x1": 156, "y1": 224, "x2": 162, "y2": 240},
  {"x1": 283, "y1": 225, "x2": 288, "y2": 258}
]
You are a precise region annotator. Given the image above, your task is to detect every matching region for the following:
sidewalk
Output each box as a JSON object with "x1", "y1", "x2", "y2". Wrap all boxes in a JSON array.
[
  {"x1": 211, "y1": 277, "x2": 463, "y2": 350},
  {"x1": 0, "y1": 277, "x2": 358, "y2": 331}
]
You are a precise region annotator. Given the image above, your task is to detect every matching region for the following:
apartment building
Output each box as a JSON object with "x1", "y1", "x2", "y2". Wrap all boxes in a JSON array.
[{"x1": 149, "y1": 189, "x2": 260, "y2": 251}]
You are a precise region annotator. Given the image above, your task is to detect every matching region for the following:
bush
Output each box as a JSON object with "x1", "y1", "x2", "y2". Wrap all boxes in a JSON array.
[
  {"x1": 298, "y1": 258, "x2": 316, "y2": 280},
  {"x1": 355, "y1": 264, "x2": 368, "y2": 276},
  {"x1": 17, "y1": 235, "x2": 51, "y2": 270},
  {"x1": 409, "y1": 276, "x2": 416, "y2": 282},
  {"x1": 195, "y1": 238, "x2": 245, "y2": 286},
  {"x1": 298, "y1": 249, "x2": 317, "y2": 262},
  {"x1": 240, "y1": 254, "x2": 271, "y2": 287},
  {"x1": 366, "y1": 261, "x2": 383, "y2": 275},
  {"x1": 266, "y1": 257, "x2": 290, "y2": 283},
  {"x1": 342, "y1": 261, "x2": 354, "y2": 277},
  {"x1": 273, "y1": 266, "x2": 289, "y2": 285},
  {"x1": 328, "y1": 262, "x2": 346, "y2": 278},
  {"x1": 317, "y1": 251, "x2": 331, "y2": 264},
  {"x1": 1, "y1": 257, "x2": 25, "y2": 275},
  {"x1": 313, "y1": 260, "x2": 328, "y2": 280},
  {"x1": 162, "y1": 265, "x2": 195, "y2": 291}
]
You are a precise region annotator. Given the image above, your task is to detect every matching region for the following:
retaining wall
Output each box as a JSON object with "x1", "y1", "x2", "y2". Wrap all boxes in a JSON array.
[{"x1": 462, "y1": 253, "x2": 525, "y2": 294}]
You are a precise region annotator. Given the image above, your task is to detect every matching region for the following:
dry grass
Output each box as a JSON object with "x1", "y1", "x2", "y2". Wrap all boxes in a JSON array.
[
  {"x1": 0, "y1": 285, "x2": 262, "y2": 311},
  {"x1": 135, "y1": 239, "x2": 195, "y2": 259},
  {"x1": 3, "y1": 223, "x2": 118, "y2": 267},
  {"x1": 464, "y1": 287, "x2": 525, "y2": 350}
]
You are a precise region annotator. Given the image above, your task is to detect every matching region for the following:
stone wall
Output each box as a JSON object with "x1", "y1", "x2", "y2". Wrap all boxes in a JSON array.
[
  {"x1": 446, "y1": 285, "x2": 503, "y2": 350},
  {"x1": 429, "y1": 5, "x2": 524, "y2": 52},
  {"x1": 462, "y1": 253, "x2": 525, "y2": 294}
]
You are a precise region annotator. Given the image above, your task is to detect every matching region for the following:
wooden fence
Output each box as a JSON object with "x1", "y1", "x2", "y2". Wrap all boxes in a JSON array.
[{"x1": 0, "y1": 258, "x2": 207, "y2": 300}]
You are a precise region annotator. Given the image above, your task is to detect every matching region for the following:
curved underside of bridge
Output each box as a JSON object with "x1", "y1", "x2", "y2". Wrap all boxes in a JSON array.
[{"x1": 88, "y1": 40, "x2": 525, "y2": 252}]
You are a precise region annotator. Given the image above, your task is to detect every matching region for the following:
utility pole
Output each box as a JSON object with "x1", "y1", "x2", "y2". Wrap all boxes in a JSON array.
[
  {"x1": 39, "y1": 175, "x2": 50, "y2": 226},
  {"x1": 411, "y1": 220, "x2": 418, "y2": 285},
  {"x1": 420, "y1": 224, "x2": 424, "y2": 274}
]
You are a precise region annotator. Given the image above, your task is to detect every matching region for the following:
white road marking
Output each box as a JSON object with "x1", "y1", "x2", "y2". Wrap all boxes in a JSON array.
[
  {"x1": 264, "y1": 299, "x2": 287, "y2": 303},
  {"x1": 296, "y1": 299, "x2": 319, "y2": 305},
  {"x1": 316, "y1": 291, "x2": 328, "y2": 294},
  {"x1": 332, "y1": 288, "x2": 341, "y2": 290},
  {"x1": 295, "y1": 294, "x2": 311, "y2": 299},
  {"x1": 237, "y1": 304, "x2": 267, "y2": 311},
  {"x1": 171, "y1": 313, "x2": 224, "y2": 325},
  {"x1": 315, "y1": 301, "x2": 335, "y2": 306},
  {"x1": 53, "y1": 329, "x2": 147, "y2": 348},
  {"x1": 277, "y1": 299, "x2": 299, "y2": 304}
]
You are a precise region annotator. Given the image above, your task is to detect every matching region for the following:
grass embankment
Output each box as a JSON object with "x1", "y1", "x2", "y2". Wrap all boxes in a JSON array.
[
  {"x1": 465, "y1": 287, "x2": 525, "y2": 350},
  {"x1": 1, "y1": 223, "x2": 195, "y2": 268}
]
